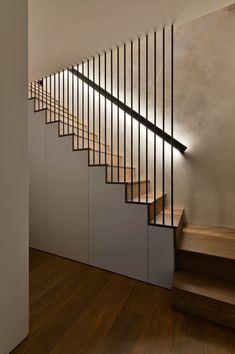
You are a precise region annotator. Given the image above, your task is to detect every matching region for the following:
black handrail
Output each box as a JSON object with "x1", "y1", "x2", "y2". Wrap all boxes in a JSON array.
[{"x1": 69, "y1": 67, "x2": 187, "y2": 153}]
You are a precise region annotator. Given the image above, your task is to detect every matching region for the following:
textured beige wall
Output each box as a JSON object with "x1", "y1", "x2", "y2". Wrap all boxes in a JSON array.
[
  {"x1": 29, "y1": 0, "x2": 235, "y2": 81},
  {"x1": 0, "y1": 1, "x2": 28, "y2": 353},
  {"x1": 173, "y1": 7, "x2": 235, "y2": 227}
]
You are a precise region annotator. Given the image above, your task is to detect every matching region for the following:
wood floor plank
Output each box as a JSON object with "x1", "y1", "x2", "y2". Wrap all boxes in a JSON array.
[
  {"x1": 49, "y1": 274, "x2": 135, "y2": 354},
  {"x1": 202, "y1": 321, "x2": 235, "y2": 354},
  {"x1": 171, "y1": 313, "x2": 204, "y2": 354},
  {"x1": 13, "y1": 250, "x2": 235, "y2": 354},
  {"x1": 99, "y1": 282, "x2": 154, "y2": 354},
  {"x1": 131, "y1": 287, "x2": 176, "y2": 354}
]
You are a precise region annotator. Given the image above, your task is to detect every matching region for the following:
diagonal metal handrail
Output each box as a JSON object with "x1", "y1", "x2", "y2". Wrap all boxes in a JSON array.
[{"x1": 70, "y1": 67, "x2": 187, "y2": 153}]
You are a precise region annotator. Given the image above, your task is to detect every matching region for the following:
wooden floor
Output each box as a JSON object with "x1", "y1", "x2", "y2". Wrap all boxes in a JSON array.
[{"x1": 13, "y1": 249, "x2": 235, "y2": 354}]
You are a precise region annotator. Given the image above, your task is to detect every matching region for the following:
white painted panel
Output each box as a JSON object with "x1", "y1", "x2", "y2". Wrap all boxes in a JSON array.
[
  {"x1": 148, "y1": 225, "x2": 175, "y2": 289},
  {"x1": 89, "y1": 166, "x2": 148, "y2": 282},
  {"x1": 29, "y1": 102, "x2": 46, "y2": 250},
  {"x1": 46, "y1": 124, "x2": 89, "y2": 263},
  {"x1": 0, "y1": 1, "x2": 28, "y2": 352}
]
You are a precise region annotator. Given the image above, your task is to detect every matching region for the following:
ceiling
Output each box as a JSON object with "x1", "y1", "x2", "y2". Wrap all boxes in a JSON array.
[{"x1": 29, "y1": 0, "x2": 234, "y2": 81}]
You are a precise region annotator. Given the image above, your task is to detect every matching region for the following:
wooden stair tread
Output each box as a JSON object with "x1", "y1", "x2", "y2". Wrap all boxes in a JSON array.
[
  {"x1": 173, "y1": 271, "x2": 235, "y2": 306},
  {"x1": 183, "y1": 224, "x2": 235, "y2": 239},
  {"x1": 152, "y1": 207, "x2": 184, "y2": 227},
  {"x1": 178, "y1": 224, "x2": 235, "y2": 260},
  {"x1": 128, "y1": 192, "x2": 163, "y2": 204}
]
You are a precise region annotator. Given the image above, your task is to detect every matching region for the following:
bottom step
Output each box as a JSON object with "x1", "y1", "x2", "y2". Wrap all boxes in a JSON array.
[{"x1": 172, "y1": 271, "x2": 235, "y2": 329}]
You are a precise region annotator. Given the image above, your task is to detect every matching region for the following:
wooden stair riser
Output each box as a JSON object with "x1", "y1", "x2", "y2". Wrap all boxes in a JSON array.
[
  {"x1": 178, "y1": 251, "x2": 235, "y2": 283},
  {"x1": 89, "y1": 151, "x2": 122, "y2": 166},
  {"x1": 58, "y1": 122, "x2": 97, "y2": 141},
  {"x1": 73, "y1": 135, "x2": 109, "y2": 153},
  {"x1": 172, "y1": 288, "x2": 235, "y2": 330},
  {"x1": 126, "y1": 181, "x2": 150, "y2": 200},
  {"x1": 106, "y1": 167, "x2": 135, "y2": 182},
  {"x1": 148, "y1": 195, "x2": 165, "y2": 220}
]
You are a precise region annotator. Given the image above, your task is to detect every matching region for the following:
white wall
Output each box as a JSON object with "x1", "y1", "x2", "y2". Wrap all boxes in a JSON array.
[
  {"x1": 29, "y1": 0, "x2": 235, "y2": 81},
  {"x1": 0, "y1": 1, "x2": 28, "y2": 353},
  {"x1": 29, "y1": 102, "x2": 89, "y2": 263}
]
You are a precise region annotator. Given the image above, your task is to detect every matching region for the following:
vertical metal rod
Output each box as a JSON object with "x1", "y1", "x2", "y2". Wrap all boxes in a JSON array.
[
  {"x1": 162, "y1": 28, "x2": 165, "y2": 225},
  {"x1": 82, "y1": 61, "x2": 85, "y2": 148},
  {"x1": 87, "y1": 60, "x2": 90, "y2": 154},
  {"x1": 154, "y1": 31, "x2": 157, "y2": 224},
  {"x1": 50, "y1": 74, "x2": 52, "y2": 122},
  {"x1": 42, "y1": 78, "x2": 44, "y2": 109},
  {"x1": 46, "y1": 77, "x2": 48, "y2": 120},
  {"x1": 42, "y1": 79, "x2": 43, "y2": 108},
  {"x1": 77, "y1": 64, "x2": 79, "y2": 149},
  {"x1": 131, "y1": 41, "x2": 134, "y2": 200},
  {"x1": 72, "y1": 66, "x2": 74, "y2": 135},
  {"x1": 117, "y1": 47, "x2": 120, "y2": 182},
  {"x1": 98, "y1": 54, "x2": 101, "y2": 163},
  {"x1": 67, "y1": 68, "x2": 69, "y2": 133},
  {"x1": 104, "y1": 52, "x2": 107, "y2": 165},
  {"x1": 54, "y1": 73, "x2": 56, "y2": 121},
  {"x1": 124, "y1": 44, "x2": 126, "y2": 183},
  {"x1": 93, "y1": 57, "x2": 95, "y2": 164},
  {"x1": 138, "y1": 38, "x2": 141, "y2": 201},
  {"x1": 171, "y1": 24, "x2": 174, "y2": 226},
  {"x1": 146, "y1": 34, "x2": 149, "y2": 203},
  {"x1": 58, "y1": 72, "x2": 60, "y2": 128},
  {"x1": 111, "y1": 49, "x2": 113, "y2": 180},
  {"x1": 63, "y1": 69, "x2": 65, "y2": 135}
]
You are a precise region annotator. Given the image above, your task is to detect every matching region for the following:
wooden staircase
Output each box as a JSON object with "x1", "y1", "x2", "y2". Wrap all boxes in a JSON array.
[
  {"x1": 30, "y1": 78, "x2": 235, "y2": 329},
  {"x1": 173, "y1": 224, "x2": 235, "y2": 329},
  {"x1": 29, "y1": 82, "x2": 181, "y2": 227}
]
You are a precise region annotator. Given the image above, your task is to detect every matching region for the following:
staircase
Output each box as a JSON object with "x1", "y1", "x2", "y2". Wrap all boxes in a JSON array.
[
  {"x1": 173, "y1": 224, "x2": 235, "y2": 329},
  {"x1": 28, "y1": 25, "x2": 235, "y2": 330}
]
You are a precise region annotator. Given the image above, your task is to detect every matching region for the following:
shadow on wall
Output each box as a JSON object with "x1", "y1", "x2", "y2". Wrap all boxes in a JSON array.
[{"x1": 173, "y1": 6, "x2": 235, "y2": 228}]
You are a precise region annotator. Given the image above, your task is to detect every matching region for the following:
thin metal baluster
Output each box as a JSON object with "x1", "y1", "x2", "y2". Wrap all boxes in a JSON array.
[
  {"x1": 62, "y1": 70, "x2": 65, "y2": 135},
  {"x1": 50, "y1": 74, "x2": 52, "y2": 122},
  {"x1": 77, "y1": 64, "x2": 79, "y2": 149},
  {"x1": 46, "y1": 76, "x2": 48, "y2": 114},
  {"x1": 146, "y1": 34, "x2": 149, "y2": 203},
  {"x1": 154, "y1": 31, "x2": 157, "y2": 224},
  {"x1": 117, "y1": 47, "x2": 120, "y2": 182},
  {"x1": 98, "y1": 55, "x2": 101, "y2": 163},
  {"x1": 42, "y1": 79, "x2": 44, "y2": 109},
  {"x1": 54, "y1": 73, "x2": 56, "y2": 121},
  {"x1": 67, "y1": 68, "x2": 69, "y2": 133},
  {"x1": 72, "y1": 66, "x2": 74, "y2": 136},
  {"x1": 111, "y1": 49, "x2": 113, "y2": 180},
  {"x1": 82, "y1": 61, "x2": 85, "y2": 148},
  {"x1": 138, "y1": 38, "x2": 141, "y2": 201},
  {"x1": 93, "y1": 57, "x2": 95, "y2": 164},
  {"x1": 131, "y1": 41, "x2": 134, "y2": 200},
  {"x1": 87, "y1": 60, "x2": 90, "y2": 155},
  {"x1": 63, "y1": 69, "x2": 65, "y2": 135},
  {"x1": 171, "y1": 25, "x2": 174, "y2": 226},
  {"x1": 38, "y1": 80, "x2": 40, "y2": 110},
  {"x1": 104, "y1": 52, "x2": 107, "y2": 165},
  {"x1": 58, "y1": 72, "x2": 60, "y2": 130},
  {"x1": 37, "y1": 80, "x2": 39, "y2": 109},
  {"x1": 124, "y1": 44, "x2": 126, "y2": 183},
  {"x1": 162, "y1": 28, "x2": 165, "y2": 225},
  {"x1": 36, "y1": 81, "x2": 38, "y2": 110}
]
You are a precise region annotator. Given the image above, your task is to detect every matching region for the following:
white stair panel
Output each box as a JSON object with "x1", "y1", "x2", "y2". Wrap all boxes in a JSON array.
[{"x1": 89, "y1": 166, "x2": 148, "y2": 282}]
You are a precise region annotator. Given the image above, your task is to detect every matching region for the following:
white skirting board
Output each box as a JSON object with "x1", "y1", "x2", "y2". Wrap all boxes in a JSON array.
[{"x1": 29, "y1": 101, "x2": 175, "y2": 288}]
